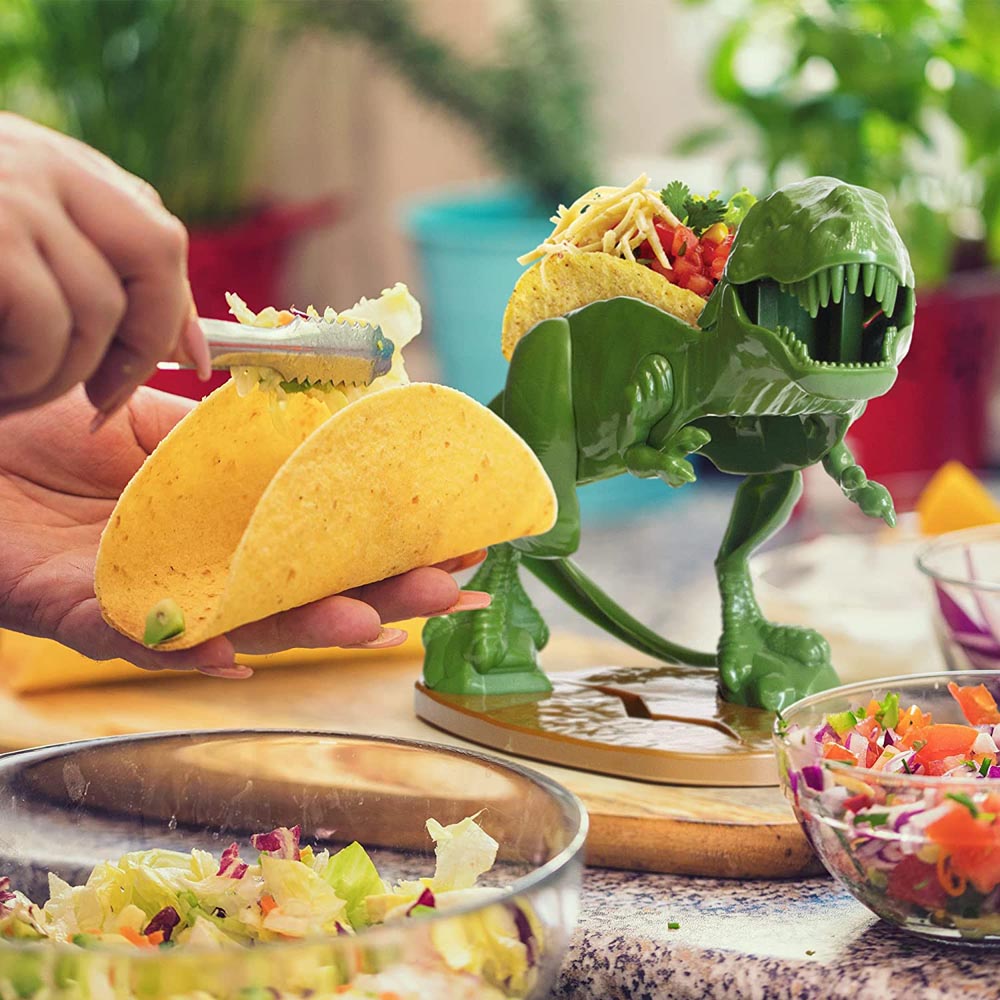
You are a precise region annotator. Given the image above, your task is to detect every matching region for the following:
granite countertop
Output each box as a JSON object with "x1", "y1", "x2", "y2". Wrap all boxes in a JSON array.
[
  {"x1": 542, "y1": 479, "x2": 991, "y2": 997},
  {"x1": 559, "y1": 868, "x2": 994, "y2": 999}
]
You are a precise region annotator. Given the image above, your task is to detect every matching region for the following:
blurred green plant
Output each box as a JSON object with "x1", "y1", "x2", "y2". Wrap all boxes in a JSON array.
[
  {"x1": 283, "y1": 0, "x2": 597, "y2": 206},
  {"x1": 0, "y1": 0, "x2": 276, "y2": 225},
  {"x1": 678, "y1": 0, "x2": 1000, "y2": 286}
]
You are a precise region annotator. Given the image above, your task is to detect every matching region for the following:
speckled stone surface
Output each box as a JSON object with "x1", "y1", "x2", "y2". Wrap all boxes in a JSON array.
[{"x1": 556, "y1": 867, "x2": 996, "y2": 999}]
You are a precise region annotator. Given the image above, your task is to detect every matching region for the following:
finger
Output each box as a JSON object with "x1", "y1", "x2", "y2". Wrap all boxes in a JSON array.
[
  {"x1": 344, "y1": 567, "x2": 461, "y2": 623},
  {"x1": 54, "y1": 161, "x2": 191, "y2": 415},
  {"x1": 0, "y1": 241, "x2": 72, "y2": 412},
  {"x1": 224, "y1": 595, "x2": 383, "y2": 655},
  {"x1": 31, "y1": 201, "x2": 127, "y2": 393},
  {"x1": 173, "y1": 311, "x2": 212, "y2": 381},
  {"x1": 54, "y1": 598, "x2": 243, "y2": 674},
  {"x1": 84, "y1": 247, "x2": 190, "y2": 418},
  {"x1": 125, "y1": 386, "x2": 197, "y2": 455},
  {"x1": 431, "y1": 549, "x2": 488, "y2": 574}
]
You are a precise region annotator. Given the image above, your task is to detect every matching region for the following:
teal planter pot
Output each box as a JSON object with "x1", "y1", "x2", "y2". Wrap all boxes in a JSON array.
[{"x1": 404, "y1": 186, "x2": 686, "y2": 524}]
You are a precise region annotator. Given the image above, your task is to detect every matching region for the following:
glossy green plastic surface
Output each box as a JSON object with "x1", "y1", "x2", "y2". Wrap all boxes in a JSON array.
[{"x1": 422, "y1": 177, "x2": 916, "y2": 711}]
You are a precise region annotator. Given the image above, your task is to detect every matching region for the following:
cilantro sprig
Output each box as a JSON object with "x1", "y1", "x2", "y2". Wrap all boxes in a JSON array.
[{"x1": 659, "y1": 181, "x2": 728, "y2": 234}]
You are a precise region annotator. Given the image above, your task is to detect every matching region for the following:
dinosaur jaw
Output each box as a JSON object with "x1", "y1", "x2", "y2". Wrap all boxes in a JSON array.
[
  {"x1": 773, "y1": 321, "x2": 900, "y2": 400},
  {"x1": 752, "y1": 262, "x2": 914, "y2": 401}
]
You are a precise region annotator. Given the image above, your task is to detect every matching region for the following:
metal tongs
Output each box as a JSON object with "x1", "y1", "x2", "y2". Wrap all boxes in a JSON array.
[{"x1": 164, "y1": 316, "x2": 396, "y2": 387}]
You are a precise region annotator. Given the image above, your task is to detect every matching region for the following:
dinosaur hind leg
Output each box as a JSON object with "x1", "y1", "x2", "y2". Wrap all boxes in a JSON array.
[
  {"x1": 715, "y1": 471, "x2": 840, "y2": 709},
  {"x1": 422, "y1": 543, "x2": 553, "y2": 695}
]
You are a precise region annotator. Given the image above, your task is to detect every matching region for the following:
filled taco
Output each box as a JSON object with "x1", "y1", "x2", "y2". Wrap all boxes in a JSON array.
[
  {"x1": 502, "y1": 174, "x2": 756, "y2": 359},
  {"x1": 95, "y1": 285, "x2": 557, "y2": 650}
]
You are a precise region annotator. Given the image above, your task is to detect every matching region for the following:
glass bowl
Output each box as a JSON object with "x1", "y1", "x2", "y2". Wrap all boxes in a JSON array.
[
  {"x1": 774, "y1": 672, "x2": 1000, "y2": 945},
  {"x1": 0, "y1": 730, "x2": 587, "y2": 998},
  {"x1": 918, "y1": 525, "x2": 1000, "y2": 672}
]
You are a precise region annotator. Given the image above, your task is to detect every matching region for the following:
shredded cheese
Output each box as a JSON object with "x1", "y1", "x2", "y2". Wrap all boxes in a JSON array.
[{"x1": 518, "y1": 173, "x2": 681, "y2": 271}]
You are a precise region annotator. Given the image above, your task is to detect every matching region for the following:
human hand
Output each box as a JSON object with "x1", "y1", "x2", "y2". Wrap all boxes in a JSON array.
[
  {"x1": 0, "y1": 113, "x2": 210, "y2": 422},
  {"x1": 0, "y1": 388, "x2": 489, "y2": 679}
]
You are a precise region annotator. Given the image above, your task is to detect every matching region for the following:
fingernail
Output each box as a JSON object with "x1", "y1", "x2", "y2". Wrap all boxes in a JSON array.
[
  {"x1": 455, "y1": 549, "x2": 488, "y2": 571},
  {"x1": 196, "y1": 663, "x2": 254, "y2": 679},
  {"x1": 344, "y1": 627, "x2": 408, "y2": 650},
  {"x1": 430, "y1": 591, "x2": 492, "y2": 616},
  {"x1": 183, "y1": 314, "x2": 212, "y2": 381}
]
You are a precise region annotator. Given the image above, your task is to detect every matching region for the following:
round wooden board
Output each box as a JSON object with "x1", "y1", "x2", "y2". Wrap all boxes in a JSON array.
[{"x1": 0, "y1": 634, "x2": 820, "y2": 879}]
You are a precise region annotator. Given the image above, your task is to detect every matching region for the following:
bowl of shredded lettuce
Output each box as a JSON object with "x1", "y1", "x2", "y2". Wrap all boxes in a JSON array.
[{"x1": 0, "y1": 731, "x2": 587, "y2": 999}]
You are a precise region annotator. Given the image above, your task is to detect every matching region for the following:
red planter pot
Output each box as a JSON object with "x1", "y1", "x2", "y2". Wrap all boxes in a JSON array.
[
  {"x1": 146, "y1": 198, "x2": 339, "y2": 400},
  {"x1": 848, "y1": 270, "x2": 1000, "y2": 479}
]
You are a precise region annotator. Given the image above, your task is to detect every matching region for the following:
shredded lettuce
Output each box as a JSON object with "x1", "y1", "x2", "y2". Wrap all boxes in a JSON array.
[
  {"x1": 427, "y1": 815, "x2": 499, "y2": 892},
  {"x1": 322, "y1": 842, "x2": 386, "y2": 930}
]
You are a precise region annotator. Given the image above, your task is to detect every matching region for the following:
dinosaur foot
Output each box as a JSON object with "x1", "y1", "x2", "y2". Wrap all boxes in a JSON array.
[{"x1": 718, "y1": 617, "x2": 840, "y2": 712}]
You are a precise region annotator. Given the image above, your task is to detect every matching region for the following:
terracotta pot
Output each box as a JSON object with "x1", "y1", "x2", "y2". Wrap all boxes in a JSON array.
[{"x1": 146, "y1": 198, "x2": 339, "y2": 399}]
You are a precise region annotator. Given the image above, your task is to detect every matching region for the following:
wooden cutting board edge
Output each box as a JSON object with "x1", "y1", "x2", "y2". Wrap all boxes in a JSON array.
[{"x1": 0, "y1": 634, "x2": 817, "y2": 879}]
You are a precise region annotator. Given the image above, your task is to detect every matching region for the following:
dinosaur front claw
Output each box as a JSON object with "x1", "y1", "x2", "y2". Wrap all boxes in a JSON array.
[
  {"x1": 625, "y1": 425, "x2": 711, "y2": 488},
  {"x1": 838, "y1": 464, "x2": 896, "y2": 527}
]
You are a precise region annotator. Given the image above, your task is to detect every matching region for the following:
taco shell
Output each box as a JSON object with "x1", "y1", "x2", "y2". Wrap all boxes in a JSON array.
[
  {"x1": 95, "y1": 381, "x2": 557, "y2": 650},
  {"x1": 501, "y1": 252, "x2": 708, "y2": 360}
]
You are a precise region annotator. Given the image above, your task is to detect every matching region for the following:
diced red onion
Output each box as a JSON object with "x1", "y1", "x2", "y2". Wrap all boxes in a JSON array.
[{"x1": 802, "y1": 765, "x2": 824, "y2": 791}]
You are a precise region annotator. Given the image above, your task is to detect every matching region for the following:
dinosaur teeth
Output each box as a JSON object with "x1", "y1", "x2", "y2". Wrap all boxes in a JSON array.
[
  {"x1": 862, "y1": 262, "x2": 877, "y2": 297},
  {"x1": 829, "y1": 265, "x2": 845, "y2": 305},
  {"x1": 805, "y1": 276, "x2": 819, "y2": 318},
  {"x1": 817, "y1": 268, "x2": 831, "y2": 308},
  {"x1": 845, "y1": 263, "x2": 860, "y2": 295},
  {"x1": 874, "y1": 265, "x2": 889, "y2": 306},
  {"x1": 881, "y1": 273, "x2": 899, "y2": 318}
]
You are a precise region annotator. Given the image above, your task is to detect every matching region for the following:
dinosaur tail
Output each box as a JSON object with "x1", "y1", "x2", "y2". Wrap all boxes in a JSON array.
[{"x1": 523, "y1": 555, "x2": 717, "y2": 667}]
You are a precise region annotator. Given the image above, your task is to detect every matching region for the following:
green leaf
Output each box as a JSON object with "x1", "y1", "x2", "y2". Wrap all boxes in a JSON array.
[
  {"x1": 685, "y1": 196, "x2": 728, "y2": 233},
  {"x1": 724, "y1": 188, "x2": 757, "y2": 228},
  {"x1": 660, "y1": 181, "x2": 690, "y2": 220},
  {"x1": 322, "y1": 842, "x2": 385, "y2": 930}
]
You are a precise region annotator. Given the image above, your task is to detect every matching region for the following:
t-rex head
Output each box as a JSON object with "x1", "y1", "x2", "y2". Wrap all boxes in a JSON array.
[{"x1": 700, "y1": 177, "x2": 915, "y2": 401}]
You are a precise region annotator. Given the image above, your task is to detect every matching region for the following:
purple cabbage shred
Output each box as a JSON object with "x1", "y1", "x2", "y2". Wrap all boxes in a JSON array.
[
  {"x1": 250, "y1": 825, "x2": 302, "y2": 861},
  {"x1": 217, "y1": 843, "x2": 249, "y2": 879},
  {"x1": 509, "y1": 904, "x2": 537, "y2": 967},
  {"x1": 143, "y1": 906, "x2": 180, "y2": 942},
  {"x1": 406, "y1": 888, "x2": 436, "y2": 916}
]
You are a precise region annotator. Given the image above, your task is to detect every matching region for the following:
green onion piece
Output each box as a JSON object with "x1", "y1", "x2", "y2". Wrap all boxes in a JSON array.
[
  {"x1": 981, "y1": 758, "x2": 993, "y2": 777},
  {"x1": 864, "y1": 813, "x2": 890, "y2": 828},
  {"x1": 667, "y1": 920, "x2": 680, "y2": 930},
  {"x1": 946, "y1": 792, "x2": 980, "y2": 817}
]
